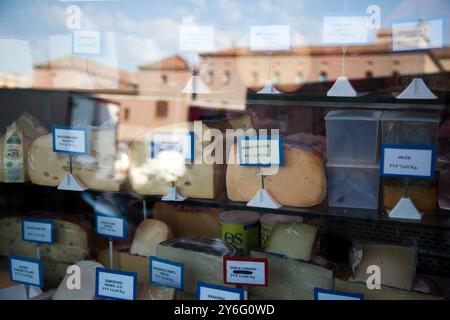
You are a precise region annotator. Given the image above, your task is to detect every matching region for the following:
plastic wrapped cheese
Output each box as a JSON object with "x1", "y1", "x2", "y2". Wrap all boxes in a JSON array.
[
  {"x1": 130, "y1": 219, "x2": 173, "y2": 257},
  {"x1": 128, "y1": 122, "x2": 225, "y2": 199},
  {"x1": 266, "y1": 222, "x2": 317, "y2": 262},
  {"x1": 27, "y1": 128, "x2": 124, "y2": 192},
  {"x1": 226, "y1": 141, "x2": 326, "y2": 207}
]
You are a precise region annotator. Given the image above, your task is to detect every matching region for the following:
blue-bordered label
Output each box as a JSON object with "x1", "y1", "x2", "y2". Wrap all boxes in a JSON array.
[
  {"x1": 52, "y1": 126, "x2": 88, "y2": 155},
  {"x1": 22, "y1": 218, "x2": 55, "y2": 244},
  {"x1": 150, "y1": 131, "x2": 195, "y2": 162},
  {"x1": 8, "y1": 256, "x2": 43, "y2": 288},
  {"x1": 381, "y1": 145, "x2": 436, "y2": 179},
  {"x1": 196, "y1": 282, "x2": 245, "y2": 301},
  {"x1": 95, "y1": 214, "x2": 127, "y2": 239},
  {"x1": 149, "y1": 256, "x2": 184, "y2": 291},
  {"x1": 237, "y1": 135, "x2": 284, "y2": 167},
  {"x1": 314, "y1": 288, "x2": 363, "y2": 300},
  {"x1": 72, "y1": 30, "x2": 102, "y2": 55},
  {"x1": 95, "y1": 268, "x2": 136, "y2": 301}
]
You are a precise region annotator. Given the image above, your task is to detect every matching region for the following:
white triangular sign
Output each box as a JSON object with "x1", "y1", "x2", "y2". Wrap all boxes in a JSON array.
[
  {"x1": 57, "y1": 173, "x2": 87, "y2": 191},
  {"x1": 388, "y1": 197, "x2": 422, "y2": 220},
  {"x1": 162, "y1": 186, "x2": 186, "y2": 202},
  {"x1": 327, "y1": 76, "x2": 357, "y2": 97},
  {"x1": 182, "y1": 75, "x2": 211, "y2": 94},
  {"x1": 247, "y1": 189, "x2": 281, "y2": 209},
  {"x1": 396, "y1": 78, "x2": 437, "y2": 100},
  {"x1": 257, "y1": 80, "x2": 281, "y2": 94}
]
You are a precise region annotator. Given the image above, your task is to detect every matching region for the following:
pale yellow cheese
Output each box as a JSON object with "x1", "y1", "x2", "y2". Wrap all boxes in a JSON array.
[
  {"x1": 226, "y1": 143, "x2": 327, "y2": 207},
  {"x1": 130, "y1": 219, "x2": 173, "y2": 257},
  {"x1": 137, "y1": 284, "x2": 175, "y2": 300},
  {"x1": 266, "y1": 222, "x2": 317, "y2": 262},
  {"x1": 27, "y1": 130, "x2": 124, "y2": 192},
  {"x1": 249, "y1": 250, "x2": 333, "y2": 300}
]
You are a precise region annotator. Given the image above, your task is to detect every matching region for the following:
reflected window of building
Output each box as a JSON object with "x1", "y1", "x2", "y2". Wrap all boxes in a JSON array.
[
  {"x1": 394, "y1": 60, "x2": 401, "y2": 66},
  {"x1": 392, "y1": 70, "x2": 400, "y2": 78},
  {"x1": 124, "y1": 107, "x2": 130, "y2": 121},
  {"x1": 222, "y1": 70, "x2": 230, "y2": 85},
  {"x1": 161, "y1": 74, "x2": 168, "y2": 84},
  {"x1": 272, "y1": 72, "x2": 281, "y2": 84},
  {"x1": 252, "y1": 71, "x2": 259, "y2": 84},
  {"x1": 156, "y1": 101, "x2": 168, "y2": 118},
  {"x1": 206, "y1": 69, "x2": 214, "y2": 85},
  {"x1": 294, "y1": 73, "x2": 304, "y2": 85},
  {"x1": 366, "y1": 71, "x2": 373, "y2": 78},
  {"x1": 367, "y1": 61, "x2": 374, "y2": 66},
  {"x1": 319, "y1": 72, "x2": 328, "y2": 82}
]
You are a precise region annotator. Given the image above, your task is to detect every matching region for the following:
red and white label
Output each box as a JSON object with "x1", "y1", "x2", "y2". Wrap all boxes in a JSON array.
[{"x1": 223, "y1": 257, "x2": 268, "y2": 287}]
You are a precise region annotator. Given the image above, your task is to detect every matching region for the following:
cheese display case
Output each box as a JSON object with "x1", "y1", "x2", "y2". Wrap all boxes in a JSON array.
[{"x1": 0, "y1": 0, "x2": 450, "y2": 302}]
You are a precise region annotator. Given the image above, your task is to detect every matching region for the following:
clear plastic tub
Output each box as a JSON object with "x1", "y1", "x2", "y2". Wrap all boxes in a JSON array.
[
  {"x1": 325, "y1": 110, "x2": 382, "y2": 164},
  {"x1": 327, "y1": 162, "x2": 380, "y2": 209}
]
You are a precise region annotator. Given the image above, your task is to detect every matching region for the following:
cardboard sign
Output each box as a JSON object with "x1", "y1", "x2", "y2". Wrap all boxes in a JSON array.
[
  {"x1": 237, "y1": 136, "x2": 284, "y2": 166},
  {"x1": 196, "y1": 282, "x2": 245, "y2": 301},
  {"x1": 73, "y1": 30, "x2": 101, "y2": 55},
  {"x1": 95, "y1": 268, "x2": 136, "y2": 301},
  {"x1": 22, "y1": 219, "x2": 54, "y2": 244},
  {"x1": 8, "y1": 256, "x2": 43, "y2": 288},
  {"x1": 223, "y1": 257, "x2": 268, "y2": 286},
  {"x1": 381, "y1": 145, "x2": 436, "y2": 179},
  {"x1": 149, "y1": 256, "x2": 184, "y2": 290},
  {"x1": 315, "y1": 288, "x2": 363, "y2": 300},
  {"x1": 249, "y1": 25, "x2": 290, "y2": 51},
  {"x1": 52, "y1": 126, "x2": 88, "y2": 155},
  {"x1": 179, "y1": 25, "x2": 213, "y2": 52},
  {"x1": 323, "y1": 16, "x2": 369, "y2": 44},
  {"x1": 392, "y1": 19, "x2": 444, "y2": 52},
  {"x1": 151, "y1": 131, "x2": 194, "y2": 162},
  {"x1": 95, "y1": 214, "x2": 126, "y2": 239}
]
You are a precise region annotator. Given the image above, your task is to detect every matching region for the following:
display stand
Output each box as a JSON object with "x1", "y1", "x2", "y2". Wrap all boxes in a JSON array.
[
  {"x1": 108, "y1": 238, "x2": 114, "y2": 269},
  {"x1": 247, "y1": 168, "x2": 281, "y2": 209},
  {"x1": 58, "y1": 155, "x2": 87, "y2": 191},
  {"x1": 388, "y1": 179, "x2": 422, "y2": 220},
  {"x1": 162, "y1": 182, "x2": 186, "y2": 202},
  {"x1": 327, "y1": 47, "x2": 357, "y2": 97},
  {"x1": 142, "y1": 200, "x2": 148, "y2": 220},
  {"x1": 182, "y1": 71, "x2": 211, "y2": 94},
  {"x1": 258, "y1": 53, "x2": 281, "y2": 95},
  {"x1": 396, "y1": 78, "x2": 437, "y2": 100}
]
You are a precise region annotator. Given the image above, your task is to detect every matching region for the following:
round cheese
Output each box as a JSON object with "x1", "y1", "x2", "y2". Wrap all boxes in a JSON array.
[{"x1": 130, "y1": 219, "x2": 173, "y2": 257}]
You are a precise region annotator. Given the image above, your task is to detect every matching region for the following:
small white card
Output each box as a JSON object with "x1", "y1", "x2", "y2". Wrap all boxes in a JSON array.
[
  {"x1": 392, "y1": 19, "x2": 443, "y2": 52},
  {"x1": 223, "y1": 257, "x2": 268, "y2": 286},
  {"x1": 149, "y1": 257, "x2": 184, "y2": 290},
  {"x1": 237, "y1": 136, "x2": 284, "y2": 166},
  {"x1": 95, "y1": 215, "x2": 126, "y2": 239},
  {"x1": 179, "y1": 25, "x2": 213, "y2": 52},
  {"x1": 52, "y1": 126, "x2": 88, "y2": 155},
  {"x1": 73, "y1": 30, "x2": 101, "y2": 55},
  {"x1": 381, "y1": 145, "x2": 435, "y2": 179},
  {"x1": 22, "y1": 219, "x2": 54, "y2": 244},
  {"x1": 322, "y1": 16, "x2": 369, "y2": 44},
  {"x1": 196, "y1": 282, "x2": 245, "y2": 301},
  {"x1": 249, "y1": 25, "x2": 290, "y2": 51},
  {"x1": 315, "y1": 288, "x2": 363, "y2": 300},
  {"x1": 95, "y1": 268, "x2": 136, "y2": 301},
  {"x1": 151, "y1": 131, "x2": 194, "y2": 162},
  {"x1": 8, "y1": 256, "x2": 43, "y2": 288}
]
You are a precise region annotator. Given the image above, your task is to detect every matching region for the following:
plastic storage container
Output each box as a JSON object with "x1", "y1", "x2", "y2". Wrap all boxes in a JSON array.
[
  {"x1": 325, "y1": 110, "x2": 382, "y2": 164},
  {"x1": 327, "y1": 163, "x2": 380, "y2": 209}
]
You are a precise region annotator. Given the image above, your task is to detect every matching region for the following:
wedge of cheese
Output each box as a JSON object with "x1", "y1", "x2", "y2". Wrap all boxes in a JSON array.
[
  {"x1": 156, "y1": 237, "x2": 236, "y2": 295},
  {"x1": 153, "y1": 203, "x2": 222, "y2": 238},
  {"x1": 249, "y1": 250, "x2": 333, "y2": 300},
  {"x1": 128, "y1": 122, "x2": 225, "y2": 199},
  {"x1": 266, "y1": 222, "x2": 317, "y2": 262},
  {"x1": 130, "y1": 219, "x2": 173, "y2": 257},
  {"x1": 27, "y1": 129, "x2": 124, "y2": 192},
  {"x1": 0, "y1": 216, "x2": 89, "y2": 264},
  {"x1": 226, "y1": 142, "x2": 326, "y2": 207}
]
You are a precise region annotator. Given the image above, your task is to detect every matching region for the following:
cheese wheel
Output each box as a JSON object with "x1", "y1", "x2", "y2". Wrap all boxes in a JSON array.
[
  {"x1": 130, "y1": 219, "x2": 173, "y2": 257},
  {"x1": 226, "y1": 143, "x2": 326, "y2": 207},
  {"x1": 266, "y1": 222, "x2": 317, "y2": 262}
]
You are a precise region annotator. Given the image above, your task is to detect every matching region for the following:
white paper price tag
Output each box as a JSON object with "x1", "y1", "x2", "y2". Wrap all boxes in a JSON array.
[
  {"x1": 8, "y1": 256, "x2": 43, "y2": 288},
  {"x1": 315, "y1": 288, "x2": 363, "y2": 300},
  {"x1": 224, "y1": 257, "x2": 268, "y2": 286},
  {"x1": 196, "y1": 282, "x2": 245, "y2": 301},
  {"x1": 179, "y1": 25, "x2": 213, "y2": 52},
  {"x1": 52, "y1": 126, "x2": 88, "y2": 155},
  {"x1": 392, "y1": 19, "x2": 443, "y2": 52},
  {"x1": 381, "y1": 145, "x2": 435, "y2": 179},
  {"x1": 95, "y1": 268, "x2": 136, "y2": 300},
  {"x1": 73, "y1": 30, "x2": 101, "y2": 55},
  {"x1": 237, "y1": 136, "x2": 283, "y2": 166},
  {"x1": 150, "y1": 257, "x2": 184, "y2": 290},
  {"x1": 22, "y1": 219, "x2": 54, "y2": 244},
  {"x1": 151, "y1": 131, "x2": 194, "y2": 162},
  {"x1": 95, "y1": 215, "x2": 126, "y2": 239},
  {"x1": 322, "y1": 16, "x2": 369, "y2": 44},
  {"x1": 249, "y1": 25, "x2": 290, "y2": 51}
]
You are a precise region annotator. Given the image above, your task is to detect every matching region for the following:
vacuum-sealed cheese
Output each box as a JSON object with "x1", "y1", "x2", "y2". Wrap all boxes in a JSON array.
[
  {"x1": 226, "y1": 141, "x2": 326, "y2": 207},
  {"x1": 27, "y1": 128, "x2": 124, "y2": 192},
  {"x1": 128, "y1": 122, "x2": 225, "y2": 199}
]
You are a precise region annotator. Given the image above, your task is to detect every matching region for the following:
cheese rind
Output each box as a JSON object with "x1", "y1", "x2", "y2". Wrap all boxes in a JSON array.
[
  {"x1": 156, "y1": 237, "x2": 236, "y2": 295},
  {"x1": 266, "y1": 222, "x2": 317, "y2": 262},
  {"x1": 249, "y1": 250, "x2": 333, "y2": 300},
  {"x1": 130, "y1": 219, "x2": 173, "y2": 257},
  {"x1": 226, "y1": 143, "x2": 327, "y2": 207}
]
